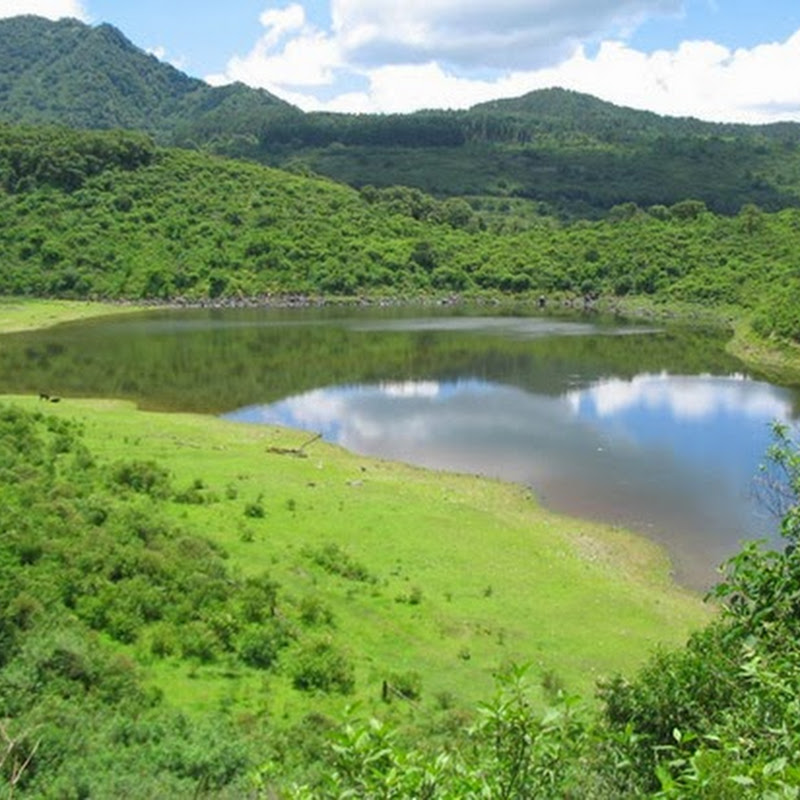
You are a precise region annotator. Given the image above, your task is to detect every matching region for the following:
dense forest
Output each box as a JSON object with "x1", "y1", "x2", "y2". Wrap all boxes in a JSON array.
[{"x1": 1, "y1": 124, "x2": 799, "y2": 342}]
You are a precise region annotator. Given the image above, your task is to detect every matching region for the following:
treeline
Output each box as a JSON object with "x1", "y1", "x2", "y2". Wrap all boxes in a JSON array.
[
  {"x1": 221, "y1": 108, "x2": 468, "y2": 150},
  {"x1": 1, "y1": 126, "x2": 798, "y2": 340},
  {"x1": 249, "y1": 133, "x2": 800, "y2": 217}
]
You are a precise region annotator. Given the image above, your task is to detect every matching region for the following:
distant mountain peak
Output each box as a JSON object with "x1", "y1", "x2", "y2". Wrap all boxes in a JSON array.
[{"x1": 0, "y1": 14, "x2": 292, "y2": 137}]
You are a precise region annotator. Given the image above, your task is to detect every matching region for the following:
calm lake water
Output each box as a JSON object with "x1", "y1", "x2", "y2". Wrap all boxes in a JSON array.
[{"x1": 3, "y1": 305, "x2": 798, "y2": 589}]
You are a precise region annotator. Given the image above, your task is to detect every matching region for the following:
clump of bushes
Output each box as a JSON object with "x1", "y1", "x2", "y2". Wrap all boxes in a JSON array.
[
  {"x1": 111, "y1": 459, "x2": 171, "y2": 498},
  {"x1": 304, "y1": 542, "x2": 375, "y2": 583}
]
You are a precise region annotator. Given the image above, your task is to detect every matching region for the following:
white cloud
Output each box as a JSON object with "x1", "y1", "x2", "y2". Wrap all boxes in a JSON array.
[
  {"x1": 207, "y1": 3, "x2": 340, "y2": 89},
  {"x1": 380, "y1": 381, "x2": 441, "y2": 398},
  {"x1": 568, "y1": 373, "x2": 791, "y2": 421},
  {"x1": 0, "y1": 0, "x2": 87, "y2": 20},
  {"x1": 259, "y1": 4, "x2": 306, "y2": 46},
  {"x1": 207, "y1": 1, "x2": 800, "y2": 123},
  {"x1": 331, "y1": 0, "x2": 681, "y2": 69},
  {"x1": 531, "y1": 33, "x2": 800, "y2": 123}
]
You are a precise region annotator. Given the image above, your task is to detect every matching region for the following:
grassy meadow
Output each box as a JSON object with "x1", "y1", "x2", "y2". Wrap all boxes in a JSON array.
[
  {"x1": 4, "y1": 393, "x2": 709, "y2": 715},
  {"x1": 0, "y1": 296, "x2": 144, "y2": 333}
]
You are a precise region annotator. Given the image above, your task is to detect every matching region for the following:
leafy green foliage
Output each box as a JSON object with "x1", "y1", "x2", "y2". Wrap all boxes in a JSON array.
[
  {"x1": 304, "y1": 542, "x2": 376, "y2": 583},
  {"x1": 0, "y1": 402, "x2": 367, "y2": 795},
  {"x1": 1, "y1": 124, "x2": 800, "y2": 340},
  {"x1": 285, "y1": 665, "x2": 588, "y2": 798},
  {"x1": 290, "y1": 638, "x2": 355, "y2": 694},
  {"x1": 0, "y1": 124, "x2": 155, "y2": 192}
]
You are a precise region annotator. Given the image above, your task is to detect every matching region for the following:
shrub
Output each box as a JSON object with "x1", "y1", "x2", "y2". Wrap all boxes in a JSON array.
[
  {"x1": 111, "y1": 460, "x2": 172, "y2": 498},
  {"x1": 238, "y1": 623, "x2": 290, "y2": 670},
  {"x1": 384, "y1": 671, "x2": 422, "y2": 702},
  {"x1": 179, "y1": 622, "x2": 219, "y2": 663},
  {"x1": 290, "y1": 638, "x2": 355, "y2": 694},
  {"x1": 298, "y1": 596, "x2": 335, "y2": 628},
  {"x1": 244, "y1": 496, "x2": 266, "y2": 518},
  {"x1": 304, "y1": 542, "x2": 374, "y2": 583}
]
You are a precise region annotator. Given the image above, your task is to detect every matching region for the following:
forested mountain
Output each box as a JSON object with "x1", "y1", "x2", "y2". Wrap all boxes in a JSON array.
[
  {"x1": 3, "y1": 15, "x2": 800, "y2": 218},
  {"x1": 0, "y1": 15, "x2": 289, "y2": 138}
]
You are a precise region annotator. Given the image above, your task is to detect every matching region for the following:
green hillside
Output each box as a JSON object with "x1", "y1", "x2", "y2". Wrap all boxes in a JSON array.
[
  {"x1": 3, "y1": 16, "x2": 800, "y2": 218},
  {"x1": 0, "y1": 15, "x2": 289, "y2": 138},
  {"x1": 1, "y1": 124, "x2": 799, "y2": 343},
  {"x1": 242, "y1": 94, "x2": 800, "y2": 217}
]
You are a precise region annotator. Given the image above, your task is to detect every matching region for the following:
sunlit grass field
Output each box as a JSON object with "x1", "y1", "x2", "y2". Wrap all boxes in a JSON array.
[{"x1": 5, "y1": 392, "x2": 710, "y2": 718}]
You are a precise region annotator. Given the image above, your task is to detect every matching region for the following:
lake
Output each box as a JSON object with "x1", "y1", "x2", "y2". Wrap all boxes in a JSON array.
[{"x1": 2, "y1": 305, "x2": 798, "y2": 589}]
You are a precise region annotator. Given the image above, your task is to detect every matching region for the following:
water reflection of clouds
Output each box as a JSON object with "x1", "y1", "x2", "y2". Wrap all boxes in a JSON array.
[
  {"x1": 223, "y1": 374, "x2": 799, "y2": 587},
  {"x1": 349, "y1": 316, "x2": 658, "y2": 340},
  {"x1": 380, "y1": 381, "x2": 441, "y2": 398},
  {"x1": 224, "y1": 379, "x2": 575, "y2": 481},
  {"x1": 227, "y1": 380, "x2": 500, "y2": 454},
  {"x1": 567, "y1": 372, "x2": 793, "y2": 423}
]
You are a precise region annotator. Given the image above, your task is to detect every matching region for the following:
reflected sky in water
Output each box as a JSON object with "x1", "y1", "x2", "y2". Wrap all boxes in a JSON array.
[{"x1": 224, "y1": 373, "x2": 799, "y2": 589}]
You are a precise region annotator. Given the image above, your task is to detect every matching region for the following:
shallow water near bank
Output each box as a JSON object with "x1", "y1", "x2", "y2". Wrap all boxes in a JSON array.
[{"x1": 2, "y1": 305, "x2": 798, "y2": 589}]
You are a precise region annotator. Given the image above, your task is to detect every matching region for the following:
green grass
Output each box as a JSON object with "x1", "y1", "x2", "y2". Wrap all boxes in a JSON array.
[
  {"x1": 727, "y1": 318, "x2": 800, "y2": 385},
  {"x1": 1, "y1": 393, "x2": 711, "y2": 724},
  {"x1": 0, "y1": 296, "x2": 144, "y2": 333}
]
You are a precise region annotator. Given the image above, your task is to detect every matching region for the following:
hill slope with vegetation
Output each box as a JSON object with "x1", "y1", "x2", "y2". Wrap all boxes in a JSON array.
[
  {"x1": 3, "y1": 15, "x2": 800, "y2": 218},
  {"x1": 243, "y1": 89, "x2": 800, "y2": 218},
  {"x1": 1, "y1": 124, "x2": 799, "y2": 343},
  {"x1": 0, "y1": 15, "x2": 289, "y2": 140},
  {"x1": 0, "y1": 394, "x2": 709, "y2": 796}
]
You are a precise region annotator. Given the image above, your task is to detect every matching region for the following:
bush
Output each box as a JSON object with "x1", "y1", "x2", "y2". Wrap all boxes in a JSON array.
[
  {"x1": 238, "y1": 622, "x2": 292, "y2": 670},
  {"x1": 290, "y1": 638, "x2": 355, "y2": 694},
  {"x1": 179, "y1": 622, "x2": 219, "y2": 663},
  {"x1": 111, "y1": 460, "x2": 172, "y2": 498},
  {"x1": 298, "y1": 595, "x2": 335, "y2": 628},
  {"x1": 384, "y1": 671, "x2": 422, "y2": 702},
  {"x1": 304, "y1": 542, "x2": 374, "y2": 583}
]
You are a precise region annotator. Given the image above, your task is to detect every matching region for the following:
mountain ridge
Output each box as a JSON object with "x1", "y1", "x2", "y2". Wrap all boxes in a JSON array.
[
  {"x1": 0, "y1": 15, "x2": 290, "y2": 136},
  {"x1": 3, "y1": 15, "x2": 800, "y2": 218}
]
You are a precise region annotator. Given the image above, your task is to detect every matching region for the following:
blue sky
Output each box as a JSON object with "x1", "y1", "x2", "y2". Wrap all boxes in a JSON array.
[{"x1": 6, "y1": 0, "x2": 800, "y2": 121}]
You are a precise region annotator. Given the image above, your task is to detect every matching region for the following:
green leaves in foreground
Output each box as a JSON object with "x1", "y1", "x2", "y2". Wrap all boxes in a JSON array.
[{"x1": 0, "y1": 402, "x2": 354, "y2": 796}]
